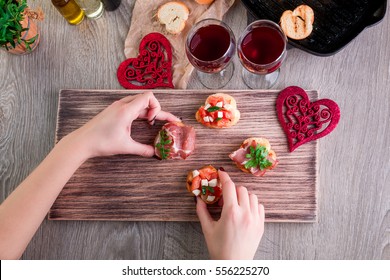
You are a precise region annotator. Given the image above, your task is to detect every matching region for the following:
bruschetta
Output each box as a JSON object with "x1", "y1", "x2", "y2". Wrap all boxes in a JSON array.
[
  {"x1": 195, "y1": 93, "x2": 240, "y2": 128},
  {"x1": 154, "y1": 121, "x2": 195, "y2": 160},
  {"x1": 229, "y1": 137, "x2": 278, "y2": 176},
  {"x1": 186, "y1": 165, "x2": 222, "y2": 204}
]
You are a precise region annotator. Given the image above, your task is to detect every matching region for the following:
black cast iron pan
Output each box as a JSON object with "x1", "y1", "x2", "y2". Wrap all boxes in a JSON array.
[{"x1": 241, "y1": 0, "x2": 387, "y2": 56}]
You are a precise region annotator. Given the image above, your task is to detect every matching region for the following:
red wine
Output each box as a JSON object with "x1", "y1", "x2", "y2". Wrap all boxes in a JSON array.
[
  {"x1": 241, "y1": 26, "x2": 285, "y2": 65},
  {"x1": 189, "y1": 24, "x2": 231, "y2": 62}
]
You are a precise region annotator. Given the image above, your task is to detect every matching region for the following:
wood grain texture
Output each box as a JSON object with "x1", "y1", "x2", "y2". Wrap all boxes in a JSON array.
[
  {"x1": 50, "y1": 89, "x2": 318, "y2": 222},
  {"x1": 0, "y1": 0, "x2": 388, "y2": 259}
]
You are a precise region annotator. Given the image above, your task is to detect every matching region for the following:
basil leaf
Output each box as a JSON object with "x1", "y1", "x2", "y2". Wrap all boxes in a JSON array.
[
  {"x1": 207, "y1": 186, "x2": 215, "y2": 193},
  {"x1": 207, "y1": 106, "x2": 221, "y2": 112}
]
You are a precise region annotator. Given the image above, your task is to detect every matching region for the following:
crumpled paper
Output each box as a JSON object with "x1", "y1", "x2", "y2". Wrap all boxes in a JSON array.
[{"x1": 124, "y1": 0, "x2": 235, "y2": 89}]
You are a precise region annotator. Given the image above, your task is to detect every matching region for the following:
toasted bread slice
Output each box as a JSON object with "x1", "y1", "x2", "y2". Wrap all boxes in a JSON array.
[
  {"x1": 195, "y1": 93, "x2": 240, "y2": 128},
  {"x1": 157, "y1": 1, "x2": 189, "y2": 35},
  {"x1": 280, "y1": 5, "x2": 314, "y2": 40}
]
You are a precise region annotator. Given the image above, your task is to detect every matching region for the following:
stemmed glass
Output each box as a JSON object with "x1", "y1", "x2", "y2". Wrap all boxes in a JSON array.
[
  {"x1": 238, "y1": 20, "x2": 287, "y2": 89},
  {"x1": 185, "y1": 18, "x2": 236, "y2": 89}
]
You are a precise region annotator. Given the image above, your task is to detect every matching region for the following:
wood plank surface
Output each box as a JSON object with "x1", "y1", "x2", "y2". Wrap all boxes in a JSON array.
[{"x1": 50, "y1": 89, "x2": 318, "y2": 222}]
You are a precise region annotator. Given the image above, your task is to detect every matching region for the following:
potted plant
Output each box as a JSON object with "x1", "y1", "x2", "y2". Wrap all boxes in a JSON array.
[{"x1": 0, "y1": 0, "x2": 43, "y2": 54}]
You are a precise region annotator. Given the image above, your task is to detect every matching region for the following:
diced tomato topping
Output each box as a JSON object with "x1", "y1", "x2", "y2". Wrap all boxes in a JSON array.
[
  {"x1": 207, "y1": 96, "x2": 224, "y2": 106},
  {"x1": 204, "y1": 186, "x2": 221, "y2": 199},
  {"x1": 198, "y1": 107, "x2": 207, "y2": 118},
  {"x1": 224, "y1": 110, "x2": 232, "y2": 119},
  {"x1": 199, "y1": 102, "x2": 233, "y2": 127},
  {"x1": 191, "y1": 176, "x2": 201, "y2": 191},
  {"x1": 194, "y1": 165, "x2": 222, "y2": 201},
  {"x1": 213, "y1": 186, "x2": 222, "y2": 198},
  {"x1": 199, "y1": 166, "x2": 216, "y2": 180}
]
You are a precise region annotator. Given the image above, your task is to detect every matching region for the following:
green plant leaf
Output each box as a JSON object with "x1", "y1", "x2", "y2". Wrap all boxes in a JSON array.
[
  {"x1": 155, "y1": 129, "x2": 172, "y2": 160},
  {"x1": 25, "y1": 34, "x2": 38, "y2": 46},
  {"x1": 244, "y1": 144, "x2": 273, "y2": 171},
  {"x1": 0, "y1": 0, "x2": 28, "y2": 49},
  {"x1": 206, "y1": 106, "x2": 221, "y2": 112}
]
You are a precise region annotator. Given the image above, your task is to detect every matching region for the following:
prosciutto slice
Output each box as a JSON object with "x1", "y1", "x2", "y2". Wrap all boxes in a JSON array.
[
  {"x1": 229, "y1": 139, "x2": 277, "y2": 176},
  {"x1": 154, "y1": 122, "x2": 195, "y2": 160}
]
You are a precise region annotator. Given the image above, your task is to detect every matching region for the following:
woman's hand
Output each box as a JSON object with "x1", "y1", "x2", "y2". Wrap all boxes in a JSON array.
[
  {"x1": 67, "y1": 91, "x2": 180, "y2": 159},
  {"x1": 196, "y1": 169, "x2": 265, "y2": 259},
  {"x1": 0, "y1": 92, "x2": 179, "y2": 259}
]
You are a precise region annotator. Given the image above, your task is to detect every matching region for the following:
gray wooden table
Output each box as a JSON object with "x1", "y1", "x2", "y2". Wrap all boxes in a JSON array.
[{"x1": 0, "y1": 1, "x2": 389, "y2": 260}]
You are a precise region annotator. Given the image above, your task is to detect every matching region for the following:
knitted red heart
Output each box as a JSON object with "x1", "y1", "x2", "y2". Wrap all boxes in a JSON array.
[
  {"x1": 117, "y1": 33, "x2": 174, "y2": 89},
  {"x1": 276, "y1": 86, "x2": 340, "y2": 152}
]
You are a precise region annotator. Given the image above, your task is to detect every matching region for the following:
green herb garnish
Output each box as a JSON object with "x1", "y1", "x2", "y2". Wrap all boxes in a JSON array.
[
  {"x1": 201, "y1": 186, "x2": 215, "y2": 195},
  {"x1": 155, "y1": 130, "x2": 172, "y2": 160},
  {"x1": 215, "y1": 117, "x2": 223, "y2": 121},
  {"x1": 244, "y1": 144, "x2": 273, "y2": 170},
  {"x1": 207, "y1": 106, "x2": 221, "y2": 112}
]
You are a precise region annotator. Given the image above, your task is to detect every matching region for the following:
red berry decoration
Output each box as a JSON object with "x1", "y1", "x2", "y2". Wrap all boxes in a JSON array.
[
  {"x1": 276, "y1": 86, "x2": 341, "y2": 152},
  {"x1": 117, "y1": 33, "x2": 174, "y2": 89}
]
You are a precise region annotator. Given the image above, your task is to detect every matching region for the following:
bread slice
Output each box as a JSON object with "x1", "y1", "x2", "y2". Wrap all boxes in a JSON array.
[
  {"x1": 157, "y1": 1, "x2": 189, "y2": 35},
  {"x1": 195, "y1": 93, "x2": 240, "y2": 128},
  {"x1": 280, "y1": 5, "x2": 314, "y2": 40}
]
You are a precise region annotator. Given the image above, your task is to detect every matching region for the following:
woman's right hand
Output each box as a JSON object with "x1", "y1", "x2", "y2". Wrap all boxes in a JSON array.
[{"x1": 196, "y1": 169, "x2": 265, "y2": 259}]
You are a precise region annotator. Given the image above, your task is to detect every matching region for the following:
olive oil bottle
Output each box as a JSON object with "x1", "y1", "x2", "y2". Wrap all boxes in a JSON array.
[
  {"x1": 74, "y1": 0, "x2": 104, "y2": 19},
  {"x1": 51, "y1": 0, "x2": 85, "y2": 25}
]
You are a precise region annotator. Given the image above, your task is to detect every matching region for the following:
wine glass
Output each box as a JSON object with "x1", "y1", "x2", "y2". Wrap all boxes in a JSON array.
[
  {"x1": 238, "y1": 20, "x2": 287, "y2": 89},
  {"x1": 185, "y1": 18, "x2": 236, "y2": 89}
]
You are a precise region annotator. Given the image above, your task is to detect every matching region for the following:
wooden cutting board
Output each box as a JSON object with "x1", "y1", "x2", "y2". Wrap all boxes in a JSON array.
[{"x1": 49, "y1": 89, "x2": 318, "y2": 222}]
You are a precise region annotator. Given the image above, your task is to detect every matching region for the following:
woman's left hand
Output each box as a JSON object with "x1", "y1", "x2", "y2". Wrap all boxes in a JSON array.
[{"x1": 68, "y1": 91, "x2": 180, "y2": 159}]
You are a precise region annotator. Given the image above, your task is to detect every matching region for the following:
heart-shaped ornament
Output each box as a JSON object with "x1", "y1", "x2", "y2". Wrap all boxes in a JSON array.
[
  {"x1": 117, "y1": 33, "x2": 174, "y2": 89},
  {"x1": 276, "y1": 86, "x2": 340, "y2": 152}
]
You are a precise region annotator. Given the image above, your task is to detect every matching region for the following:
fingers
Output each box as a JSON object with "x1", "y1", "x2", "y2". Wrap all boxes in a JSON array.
[
  {"x1": 249, "y1": 193, "x2": 259, "y2": 214},
  {"x1": 124, "y1": 92, "x2": 180, "y2": 124},
  {"x1": 196, "y1": 197, "x2": 213, "y2": 230},
  {"x1": 128, "y1": 140, "x2": 155, "y2": 157},
  {"x1": 118, "y1": 94, "x2": 138, "y2": 104},
  {"x1": 126, "y1": 92, "x2": 160, "y2": 122},
  {"x1": 236, "y1": 186, "x2": 250, "y2": 209},
  {"x1": 144, "y1": 93, "x2": 163, "y2": 124},
  {"x1": 154, "y1": 110, "x2": 181, "y2": 123},
  {"x1": 218, "y1": 169, "x2": 262, "y2": 215},
  {"x1": 218, "y1": 170, "x2": 238, "y2": 206},
  {"x1": 258, "y1": 203, "x2": 265, "y2": 221}
]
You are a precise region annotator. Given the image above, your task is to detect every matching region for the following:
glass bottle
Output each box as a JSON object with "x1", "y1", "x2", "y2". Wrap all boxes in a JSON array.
[
  {"x1": 51, "y1": 0, "x2": 85, "y2": 25},
  {"x1": 74, "y1": 0, "x2": 104, "y2": 19},
  {"x1": 101, "y1": 0, "x2": 121, "y2": 11}
]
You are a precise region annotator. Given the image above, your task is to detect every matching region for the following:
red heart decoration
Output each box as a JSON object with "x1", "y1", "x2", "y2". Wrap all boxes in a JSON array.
[
  {"x1": 117, "y1": 33, "x2": 174, "y2": 89},
  {"x1": 276, "y1": 86, "x2": 341, "y2": 152}
]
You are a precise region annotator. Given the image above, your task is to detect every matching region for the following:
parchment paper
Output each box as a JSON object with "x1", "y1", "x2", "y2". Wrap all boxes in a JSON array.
[{"x1": 124, "y1": 0, "x2": 235, "y2": 89}]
